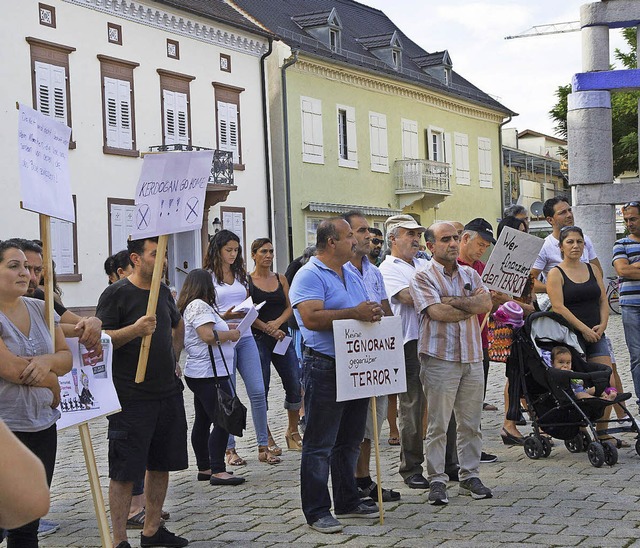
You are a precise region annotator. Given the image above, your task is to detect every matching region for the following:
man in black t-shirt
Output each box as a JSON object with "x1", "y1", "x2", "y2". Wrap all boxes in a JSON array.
[{"x1": 96, "y1": 237, "x2": 188, "y2": 548}]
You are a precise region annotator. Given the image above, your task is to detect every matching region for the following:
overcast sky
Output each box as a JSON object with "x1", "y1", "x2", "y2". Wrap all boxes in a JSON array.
[{"x1": 359, "y1": 0, "x2": 628, "y2": 137}]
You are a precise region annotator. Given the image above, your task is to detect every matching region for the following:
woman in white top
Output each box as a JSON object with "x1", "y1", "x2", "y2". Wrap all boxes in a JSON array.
[
  {"x1": 177, "y1": 269, "x2": 244, "y2": 485},
  {"x1": 204, "y1": 231, "x2": 280, "y2": 465}
]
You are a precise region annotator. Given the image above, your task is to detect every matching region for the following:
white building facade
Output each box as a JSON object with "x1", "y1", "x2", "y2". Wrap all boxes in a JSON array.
[{"x1": 0, "y1": 0, "x2": 272, "y2": 310}]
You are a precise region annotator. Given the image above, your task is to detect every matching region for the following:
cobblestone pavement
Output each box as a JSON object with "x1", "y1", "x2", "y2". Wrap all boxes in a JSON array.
[{"x1": 28, "y1": 315, "x2": 640, "y2": 547}]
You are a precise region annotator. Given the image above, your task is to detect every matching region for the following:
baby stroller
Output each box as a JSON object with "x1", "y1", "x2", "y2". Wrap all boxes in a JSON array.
[{"x1": 506, "y1": 311, "x2": 640, "y2": 467}]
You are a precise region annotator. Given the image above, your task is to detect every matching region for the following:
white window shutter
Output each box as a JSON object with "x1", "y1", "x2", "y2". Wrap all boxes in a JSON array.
[
  {"x1": 117, "y1": 79, "x2": 132, "y2": 149},
  {"x1": 163, "y1": 89, "x2": 176, "y2": 143},
  {"x1": 104, "y1": 77, "x2": 119, "y2": 148},
  {"x1": 369, "y1": 112, "x2": 388, "y2": 172},
  {"x1": 35, "y1": 61, "x2": 67, "y2": 124},
  {"x1": 401, "y1": 119, "x2": 418, "y2": 159},
  {"x1": 478, "y1": 137, "x2": 493, "y2": 187},
  {"x1": 301, "y1": 97, "x2": 324, "y2": 164},
  {"x1": 217, "y1": 101, "x2": 239, "y2": 164},
  {"x1": 346, "y1": 106, "x2": 357, "y2": 163},
  {"x1": 175, "y1": 92, "x2": 189, "y2": 145},
  {"x1": 444, "y1": 132, "x2": 452, "y2": 165},
  {"x1": 454, "y1": 133, "x2": 470, "y2": 185},
  {"x1": 50, "y1": 217, "x2": 75, "y2": 274},
  {"x1": 110, "y1": 203, "x2": 136, "y2": 254}
]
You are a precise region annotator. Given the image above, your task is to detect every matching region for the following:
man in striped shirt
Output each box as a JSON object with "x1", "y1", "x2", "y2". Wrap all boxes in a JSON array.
[
  {"x1": 409, "y1": 222, "x2": 493, "y2": 505},
  {"x1": 613, "y1": 201, "x2": 640, "y2": 411}
]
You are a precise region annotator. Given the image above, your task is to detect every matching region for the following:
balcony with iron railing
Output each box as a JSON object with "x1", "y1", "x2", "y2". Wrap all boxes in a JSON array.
[
  {"x1": 148, "y1": 144, "x2": 234, "y2": 186},
  {"x1": 394, "y1": 159, "x2": 451, "y2": 208}
]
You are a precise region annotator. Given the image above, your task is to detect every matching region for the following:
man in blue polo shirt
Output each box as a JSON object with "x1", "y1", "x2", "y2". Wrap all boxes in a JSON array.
[
  {"x1": 613, "y1": 201, "x2": 640, "y2": 411},
  {"x1": 290, "y1": 217, "x2": 383, "y2": 534}
]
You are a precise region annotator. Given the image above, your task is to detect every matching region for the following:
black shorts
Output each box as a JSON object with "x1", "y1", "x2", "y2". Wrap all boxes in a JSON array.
[{"x1": 107, "y1": 392, "x2": 188, "y2": 482}]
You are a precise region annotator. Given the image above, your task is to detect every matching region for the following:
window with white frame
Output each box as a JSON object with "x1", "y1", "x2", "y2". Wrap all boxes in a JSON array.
[
  {"x1": 99, "y1": 55, "x2": 138, "y2": 155},
  {"x1": 330, "y1": 28, "x2": 340, "y2": 53},
  {"x1": 306, "y1": 216, "x2": 325, "y2": 248},
  {"x1": 454, "y1": 132, "x2": 470, "y2": 185},
  {"x1": 401, "y1": 119, "x2": 418, "y2": 159},
  {"x1": 369, "y1": 112, "x2": 388, "y2": 172},
  {"x1": 158, "y1": 69, "x2": 194, "y2": 146},
  {"x1": 337, "y1": 105, "x2": 357, "y2": 168},
  {"x1": 426, "y1": 126, "x2": 447, "y2": 163},
  {"x1": 27, "y1": 37, "x2": 76, "y2": 135},
  {"x1": 301, "y1": 96, "x2": 324, "y2": 164},
  {"x1": 478, "y1": 137, "x2": 493, "y2": 188},
  {"x1": 214, "y1": 82, "x2": 244, "y2": 167}
]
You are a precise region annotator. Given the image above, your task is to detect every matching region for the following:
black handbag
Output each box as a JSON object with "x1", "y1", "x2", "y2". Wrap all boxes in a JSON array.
[{"x1": 207, "y1": 331, "x2": 247, "y2": 437}]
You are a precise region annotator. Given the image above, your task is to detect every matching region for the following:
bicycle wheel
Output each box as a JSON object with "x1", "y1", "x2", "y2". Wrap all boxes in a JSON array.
[{"x1": 608, "y1": 286, "x2": 621, "y2": 315}]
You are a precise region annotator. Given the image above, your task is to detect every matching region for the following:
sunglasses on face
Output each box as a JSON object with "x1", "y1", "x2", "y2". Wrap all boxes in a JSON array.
[{"x1": 371, "y1": 238, "x2": 383, "y2": 245}]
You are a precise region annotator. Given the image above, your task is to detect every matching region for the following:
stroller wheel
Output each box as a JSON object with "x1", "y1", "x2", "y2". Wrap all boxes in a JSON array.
[
  {"x1": 541, "y1": 436, "x2": 552, "y2": 458},
  {"x1": 635, "y1": 439, "x2": 640, "y2": 457},
  {"x1": 581, "y1": 432, "x2": 591, "y2": 452},
  {"x1": 587, "y1": 442, "x2": 605, "y2": 468},
  {"x1": 524, "y1": 436, "x2": 543, "y2": 459},
  {"x1": 602, "y1": 441, "x2": 618, "y2": 466},
  {"x1": 565, "y1": 434, "x2": 584, "y2": 453}
]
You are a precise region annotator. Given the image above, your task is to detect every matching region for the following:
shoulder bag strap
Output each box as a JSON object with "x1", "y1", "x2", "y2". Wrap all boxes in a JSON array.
[{"x1": 209, "y1": 330, "x2": 238, "y2": 397}]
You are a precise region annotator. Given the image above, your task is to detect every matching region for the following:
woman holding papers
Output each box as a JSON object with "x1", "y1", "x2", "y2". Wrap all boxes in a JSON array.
[
  {"x1": 249, "y1": 238, "x2": 303, "y2": 452},
  {"x1": 0, "y1": 240, "x2": 72, "y2": 546},
  {"x1": 177, "y1": 269, "x2": 245, "y2": 485},
  {"x1": 204, "y1": 231, "x2": 280, "y2": 465}
]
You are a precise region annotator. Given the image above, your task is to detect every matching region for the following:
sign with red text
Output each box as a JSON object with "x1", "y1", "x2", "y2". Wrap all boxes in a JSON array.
[
  {"x1": 481, "y1": 227, "x2": 544, "y2": 298},
  {"x1": 333, "y1": 316, "x2": 406, "y2": 402},
  {"x1": 131, "y1": 150, "x2": 214, "y2": 239}
]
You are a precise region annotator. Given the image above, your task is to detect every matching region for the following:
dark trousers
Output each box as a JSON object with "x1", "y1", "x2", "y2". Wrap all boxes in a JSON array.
[
  {"x1": 185, "y1": 376, "x2": 232, "y2": 474},
  {"x1": 6, "y1": 424, "x2": 57, "y2": 548},
  {"x1": 300, "y1": 352, "x2": 369, "y2": 524}
]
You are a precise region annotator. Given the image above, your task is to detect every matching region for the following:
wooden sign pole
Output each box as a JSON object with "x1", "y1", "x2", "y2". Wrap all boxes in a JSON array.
[
  {"x1": 40, "y1": 214, "x2": 110, "y2": 548},
  {"x1": 135, "y1": 234, "x2": 168, "y2": 383},
  {"x1": 371, "y1": 396, "x2": 384, "y2": 525}
]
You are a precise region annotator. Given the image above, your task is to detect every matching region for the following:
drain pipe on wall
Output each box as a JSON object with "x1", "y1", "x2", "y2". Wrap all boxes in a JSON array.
[
  {"x1": 260, "y1": 38, "x2": 274, "y2": 240},
  {"x1": 281, "y1": 49, "x2": 299, "y2": 263},
  {"x1": 498, "y1": 114, "x2": 513, "y2": 220}
]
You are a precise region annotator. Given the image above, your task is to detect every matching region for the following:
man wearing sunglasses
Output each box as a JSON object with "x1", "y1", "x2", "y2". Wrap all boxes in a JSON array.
[
  {"x1": 613, "y1": 201, "x2": 640, "y2": 412},
  {"x1": 368, "y1": 228, "x2": 384, "y2": 266}
]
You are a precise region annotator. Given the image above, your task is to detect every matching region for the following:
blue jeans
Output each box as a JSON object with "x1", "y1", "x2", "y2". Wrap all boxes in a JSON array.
[
  {"x1": 622, "y1": 305, "x2": 640, "y2": 409},
  {"x1": 300, "y1": 352, "x2": 369, "y2": 524},
  {"x1": 227, "y1": 335, "x2": 268, "y2": 448},
  {"x1": 254, "y1": 332, "x2": 302, "y2": 410}
]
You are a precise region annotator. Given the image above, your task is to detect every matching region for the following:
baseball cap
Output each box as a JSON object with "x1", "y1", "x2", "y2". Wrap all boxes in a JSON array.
[
  {"x1": 385, "y1": 214, "x2": 425, "y2": 233},
  {"x1": 464, "y1": 218, "x2": 496, "y2": 244}
]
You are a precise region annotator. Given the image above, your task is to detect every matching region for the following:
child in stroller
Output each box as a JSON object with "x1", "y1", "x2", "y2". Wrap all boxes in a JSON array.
[
  {"x1": 547, "y1": 346, "x2": 617, "y2": 401},
  {"x1": 506, "y1": 311, "x2": 640, "y2": 467}
]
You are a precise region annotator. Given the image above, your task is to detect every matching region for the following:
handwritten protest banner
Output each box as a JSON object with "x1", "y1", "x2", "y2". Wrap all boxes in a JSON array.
[
  {"x1": 130, "y1": 150, "x2": 214, "y2": 240},
  {"x1": 333, "y1": 316, "x2": 406, "y2": 402},
  {"x1": 481, "y1": 226, "x2": 544, "y2": 298},
  {"x1": 18, "y1": 103, "x2": 75, "y2": 222},
  {"x1": 57, "y1": 335, "x2": 121, "y2": 430}
]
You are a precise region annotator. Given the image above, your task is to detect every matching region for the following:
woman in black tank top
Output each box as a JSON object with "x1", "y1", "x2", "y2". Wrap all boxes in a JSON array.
[
  {"x1": 249, "y1": 238, "x2": 303, "y2": 453},
  {"x1": 546, "y1": 226, "x2": 610, "y2": 365}
]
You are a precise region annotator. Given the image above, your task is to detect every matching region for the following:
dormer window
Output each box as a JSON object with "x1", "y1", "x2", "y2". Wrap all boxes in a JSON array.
[
  {"x1": 412, "y1": 50, "x2": 453, "y2": 86},
  {"x1": 357, "y1": 31, "x2": 403, "y2": 71},
  {"x1": 292, "y1": 8, "x2": 342, "y2": 54},
  {"x1": 444, "y1": 67, "x2": 451, "y2": 86}
]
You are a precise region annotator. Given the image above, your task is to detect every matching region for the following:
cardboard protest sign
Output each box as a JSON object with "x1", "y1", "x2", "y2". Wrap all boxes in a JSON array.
[
  {"x1": 333, "y1": 316, "x2": 406, "y2": 402},
  {"x1": 18, "y1": 104, "x2": 75, "y2": 222},
  {"x1": 131, "y1": 150, "x2": 214, "y2": 240},
  {"x1": 57, "y1": 334, "x2": 121, "y2": 430},
  {"x1": 481, "y1": 226, "x2": 544, "y2": 298}
]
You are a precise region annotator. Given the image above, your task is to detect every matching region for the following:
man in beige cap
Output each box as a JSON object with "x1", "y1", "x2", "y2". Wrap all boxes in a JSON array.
[{"x1": 379, "y1": 215, "x2": 459, "y2": 489}]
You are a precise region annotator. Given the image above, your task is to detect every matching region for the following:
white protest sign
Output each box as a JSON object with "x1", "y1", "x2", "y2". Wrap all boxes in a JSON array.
[
  {"x1": 131, "y1": 150, "x2": 214, "y2": 239},
  {"x1": 481, "y1": 226, "x2": 544, "y2": 297},
  {"x1": 333, "y1": 316, "x2": 406, "y2": 402},
  {"x1": 18, "y1": 103, "x2": 75, "y2": 222},
  {"x1": 57, "y1": 334, "x2": 121, "y2": 430}
]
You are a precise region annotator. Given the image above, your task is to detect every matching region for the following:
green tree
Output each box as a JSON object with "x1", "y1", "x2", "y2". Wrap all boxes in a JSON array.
[{"x1": 550, "y1": 28, "x2": 639, "y2": 176}]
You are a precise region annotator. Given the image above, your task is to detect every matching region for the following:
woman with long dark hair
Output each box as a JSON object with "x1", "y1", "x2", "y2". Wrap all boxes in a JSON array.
[
  {"x1": 177, "y1": 269, "x2": 244, "y2": 485},
  {"x1": 204, "y1": 231, "x2": 279, "y2": 465},
  {"x1": 249, "y1": 238, "x2": 302, "y2": 451},
  {"x1": 0, "y1": 240, "x2": 72, "y2": 546}
]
